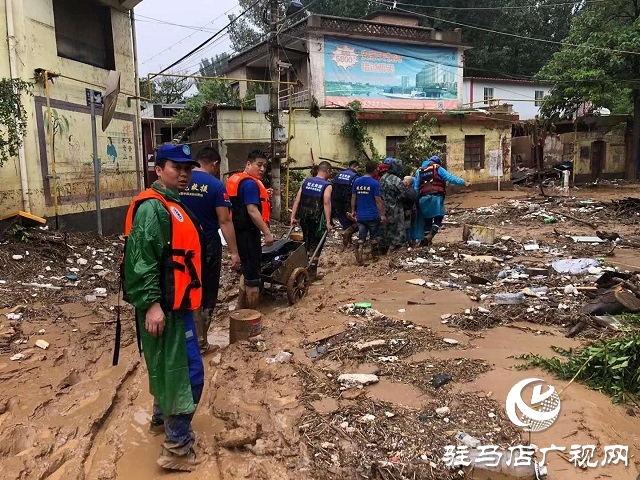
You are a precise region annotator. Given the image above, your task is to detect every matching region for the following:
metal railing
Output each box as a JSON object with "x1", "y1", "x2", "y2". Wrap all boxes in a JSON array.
[{"x1": 279, "y1": 88, "x2": 311, "y2": 109}]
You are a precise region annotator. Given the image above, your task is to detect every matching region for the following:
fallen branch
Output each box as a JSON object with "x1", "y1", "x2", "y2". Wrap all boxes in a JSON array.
[{"x1": 548, "y1": 210, "x2": 598, "y2": 229}]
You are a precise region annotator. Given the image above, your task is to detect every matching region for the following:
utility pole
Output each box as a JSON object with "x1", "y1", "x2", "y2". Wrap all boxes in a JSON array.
[{"x1": 268, "y1": 0, "x2": 282, "y2": 220}]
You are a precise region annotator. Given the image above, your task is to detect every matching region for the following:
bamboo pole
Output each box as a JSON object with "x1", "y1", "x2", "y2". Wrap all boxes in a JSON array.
[{"x1": 44, "y1": 71, "x2": 59, "y2": 229}]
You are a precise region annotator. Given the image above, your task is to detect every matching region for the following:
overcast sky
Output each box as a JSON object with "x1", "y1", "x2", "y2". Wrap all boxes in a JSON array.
[{"x1": 135, "y1": 0, "x2": 241, "y2": 76}]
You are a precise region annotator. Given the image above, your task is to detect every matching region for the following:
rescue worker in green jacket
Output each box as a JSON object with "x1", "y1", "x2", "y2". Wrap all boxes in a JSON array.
[{"x1": 123, "y1": 144, "x2": 205, "y2": 472}]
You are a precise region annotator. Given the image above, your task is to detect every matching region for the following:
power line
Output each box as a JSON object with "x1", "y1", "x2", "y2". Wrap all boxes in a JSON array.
[
  {"x1": 154, "y1": 0, "x2": 263, "y2": 77},
  {"x1": 372, "y1": 1, "x2": 640, "y2": 56},
  {"x1": 135, "y1": 15, "x2": 220, "y2": 33},
  {"x1": 140, "y1": 4, "x2": 241, "y2": 66},
  {"x1": 387, "y1": 0, "x2": 605, "y2": 11}
]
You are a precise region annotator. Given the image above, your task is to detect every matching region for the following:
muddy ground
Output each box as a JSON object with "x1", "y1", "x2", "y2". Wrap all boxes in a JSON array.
[{"x1": 1, "y1": 183, "x2": 640, "y2": 480}]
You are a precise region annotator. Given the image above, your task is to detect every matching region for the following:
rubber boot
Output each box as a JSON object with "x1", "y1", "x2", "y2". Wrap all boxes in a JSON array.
[
  {"x1": 355, "y1": 240, "x2": 365, "y2": 265},
  {"x1": 245, "y1": 286, "x2": 260, "y2": 310},
  {"x1": 157, "y1": 445, "x2": 200, "y2": 472},
  {"x1": 422, "y1": 232, "x2": 434, "y2": 247},
  {"x1": 236, "y1": 282, "x2": 248, "y2": 310},
  {"x1": 371, "y1": 240, "x2": 380, "y2": 261},
  {"x1": 342, "y1": 225, "x2": 356, "y2": 250}
]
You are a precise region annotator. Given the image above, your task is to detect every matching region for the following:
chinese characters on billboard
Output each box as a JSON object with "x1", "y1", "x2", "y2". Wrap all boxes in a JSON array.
[{"x1": 324, "y1": 37, "x2": 461, "y2": 110}]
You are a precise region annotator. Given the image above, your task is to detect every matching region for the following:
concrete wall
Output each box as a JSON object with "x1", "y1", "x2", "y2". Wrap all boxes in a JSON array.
[
  {"x1": 0, "y1": 0, "x2": 140, "y2": 231},
  {"x1": 215, "y1": 108, "x2": 511, "y2": 186},
  {"x1": 463, "y1": 79, "x2": 551, "y2": 120}
]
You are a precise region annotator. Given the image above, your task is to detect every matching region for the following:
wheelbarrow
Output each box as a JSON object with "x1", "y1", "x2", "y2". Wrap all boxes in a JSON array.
[{"x1": 260, "y1": 227, "x2": 327, "y2": 305}]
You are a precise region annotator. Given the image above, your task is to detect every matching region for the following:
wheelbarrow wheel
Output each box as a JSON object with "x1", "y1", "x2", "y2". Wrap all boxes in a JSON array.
[{"x1": 287, "y1": 267, "x2": 310, "y2": 305}]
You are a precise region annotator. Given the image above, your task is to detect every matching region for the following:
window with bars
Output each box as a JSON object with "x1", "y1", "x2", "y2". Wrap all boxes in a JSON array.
[
  {"x1": 430, "y1": 135, "x2": 447, "y2": 168},
  {"x1": 483, "y1": 87, "x2": 494, "y2": 104},
  {"x1": 535, "y1": 90, "x2": 545, "y2": 107},
  {"x1": 464, "y1": 135, "x2": 485, "y2": 170},
  {"x1": 386, "y1": 136, "x2": 406, "y2": 158}
]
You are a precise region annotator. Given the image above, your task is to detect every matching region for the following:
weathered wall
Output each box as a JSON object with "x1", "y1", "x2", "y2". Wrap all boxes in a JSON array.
[
  {"x1": 0, "y1": 0, "x2": 140, "y2": 226},
  {"x1": 216, "y1": 108, "x2": 511, "y2": 186}
]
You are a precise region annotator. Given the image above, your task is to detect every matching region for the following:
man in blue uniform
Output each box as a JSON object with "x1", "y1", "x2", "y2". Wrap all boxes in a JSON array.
[
  {"x1": 290, "y1": 161, "x2": 333, "y2": 279},
  {"x1": 331, "y1": 160, "x2": 360, "y2": 249},
  {"x1": 180, "y1": 147, "x2": 240, "y2": 354},
  {"x1": 350, "y1": 161, "x2": 386, "y2": 265}
]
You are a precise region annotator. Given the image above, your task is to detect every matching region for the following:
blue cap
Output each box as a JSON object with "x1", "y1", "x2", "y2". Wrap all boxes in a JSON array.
[{"x1": 156, "y1": 144, "x2": 200, "y2": 167}]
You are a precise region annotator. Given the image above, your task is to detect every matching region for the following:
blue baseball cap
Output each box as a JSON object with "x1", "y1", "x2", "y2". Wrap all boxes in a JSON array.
[{"x1": 156, "y1": 144, "x2": 200, "y2": 167}]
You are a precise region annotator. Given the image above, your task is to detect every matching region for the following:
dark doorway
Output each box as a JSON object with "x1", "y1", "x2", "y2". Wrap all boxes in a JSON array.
[{"x1": 591, "y1": 141, "x2": 606, "y2": 180}]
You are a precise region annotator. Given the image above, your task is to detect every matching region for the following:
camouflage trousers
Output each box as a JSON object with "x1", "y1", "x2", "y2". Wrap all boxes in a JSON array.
[{"x1": 380, "y1": 205, "x2": 405, "y2": 249}]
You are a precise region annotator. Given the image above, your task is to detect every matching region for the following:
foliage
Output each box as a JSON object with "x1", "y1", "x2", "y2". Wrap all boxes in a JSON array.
[
  {"x1": 397, "y1": 115, "x2": 444, "y2": 173},
  {"x1": 0, "y1": 78, "x2": 32, "y2": 167},
  {"x1": 340, "y1": 101, "x2": 380, "y2": 162},
  {"x1": 173, "y1": 80, "x2": 263, "y2": 127},
  {"x1": 227, "y1": 0, "x2": 373, "y2": 52},
  {"x1": 139, "y1": 73, "x2": 194, "y2": 104},
  {"x1": 199, "y1": 53, "x2": 231, "y2": 78},
  {"x1": 516, "y1": 335, "x2": 640, "y2": 404},
  {"x1": 537, "y1": 0, "x2": 640, "y2": 120},
  {"x1": 283, "y1": 166, "x2": 305, "y2": 213}
]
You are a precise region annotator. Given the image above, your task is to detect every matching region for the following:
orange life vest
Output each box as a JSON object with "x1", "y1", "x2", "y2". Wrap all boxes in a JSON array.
[
  {"x1": 122, "y1": 188, "x2": 203, "y2": 312},
  {"x1": 226, "y1": 172, "x2": 271, "y2": 229}
]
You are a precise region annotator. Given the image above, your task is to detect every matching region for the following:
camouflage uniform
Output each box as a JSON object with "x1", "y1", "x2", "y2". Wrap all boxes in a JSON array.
[{"x1": 379, "y1": 158, "x2": 406, "y2": 250}]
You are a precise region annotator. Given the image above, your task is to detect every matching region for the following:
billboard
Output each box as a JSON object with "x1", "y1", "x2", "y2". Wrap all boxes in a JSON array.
[{"x1": 324, "y1": 37, "x2": 461, "y2": 110}]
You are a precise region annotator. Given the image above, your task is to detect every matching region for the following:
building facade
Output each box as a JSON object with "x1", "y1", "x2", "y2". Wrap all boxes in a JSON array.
[
  {"x1": 463, "y1": 77, "x2": 552, "y2": 120},
  {"x1": 1, "y1": 0, "x2": 142, "y2": 233},
  {"x1": 180, "y1": 11, "x2": 514, "y2": 189}
]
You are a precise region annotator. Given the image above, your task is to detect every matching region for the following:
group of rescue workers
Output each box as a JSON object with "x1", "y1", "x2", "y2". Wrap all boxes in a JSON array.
[{"x1": 121, "y1": 143, "x2": 469, "y2": 472}]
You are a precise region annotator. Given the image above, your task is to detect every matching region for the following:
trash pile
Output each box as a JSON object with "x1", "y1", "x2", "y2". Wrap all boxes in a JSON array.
[
  {"x1": 295, "y1": 303, "x2": 523, "y2": 480},
  {"x1": 394, "y1": 234, "x2": 639, "y2": 339},
  {"x1": 305, "y1": 305, "x2": 462, "y2": 363}
]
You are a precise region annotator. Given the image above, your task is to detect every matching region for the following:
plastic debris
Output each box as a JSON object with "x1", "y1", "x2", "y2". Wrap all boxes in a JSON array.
[
  {"x1": 35, "y1": 339, "x2": 49, "y2": 350},
  {"x1": 265, "y1": 351, "x2": 292, "y2": 364},
  {"x1": 338, "y1": 374, "x2": 379, "y2": 387}
]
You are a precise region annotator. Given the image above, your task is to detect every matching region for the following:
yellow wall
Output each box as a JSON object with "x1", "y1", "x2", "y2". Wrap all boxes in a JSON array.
[
  {"x1": 0, "y1": 0, "x2": 140, "y2": 220},
  {"x1": 216, "y1": 108, "x2": 511, "y2": 185},
  {"x1": 559, "y1": 123, "x2": 627, "y2": 176}
]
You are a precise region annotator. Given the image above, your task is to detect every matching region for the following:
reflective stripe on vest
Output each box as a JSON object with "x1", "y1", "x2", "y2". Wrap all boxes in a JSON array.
[
  {"x1": 123, "y1": 189, "x2": 203, "y2": 311},
  {"x1": 418, "y1": 164, "x2": 446, "y2": 196},
  {"x1": 226, "y1": 173, "x2": 271, "y2": 225}
]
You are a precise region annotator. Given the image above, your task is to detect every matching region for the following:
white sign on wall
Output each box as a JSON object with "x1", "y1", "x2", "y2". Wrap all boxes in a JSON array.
[{"x1": 489, "y1": 150, "x2": 503, "y2": 177}]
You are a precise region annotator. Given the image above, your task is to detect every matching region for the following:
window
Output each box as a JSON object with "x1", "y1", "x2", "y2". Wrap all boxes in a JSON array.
[
  {"x1": 53, "y1": 0, "x2": 115, "y2": 70},
  {"x1": 386, "y1": 136, "x2": 405, "y2": 158},
  {"x1": 430, "y1": 135, "x2": 447, "y2": 168},
  {"x1": 535, "y1": 90, "x2": 545, "y2": 107},
  {"x1": 464, "y1": 135, "x2": 485, "y2": 170},
  {"x1": 484, "y1": 87, "x2": 494, "y2": 104}
]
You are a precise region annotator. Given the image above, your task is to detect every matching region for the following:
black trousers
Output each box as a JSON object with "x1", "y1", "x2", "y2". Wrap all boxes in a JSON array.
[
  {"x1": 300, "y1": 216, "x2": 326, "y2": 260},
  {"x1": 201, "y1": 234, "x2": 222, "y2": 310},
  {"x1": 236, "y1": 229, "x2": 262, "y2": 287}
]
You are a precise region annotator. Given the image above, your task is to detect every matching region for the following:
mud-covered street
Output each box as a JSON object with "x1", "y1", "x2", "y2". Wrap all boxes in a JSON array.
[{"x1": 2, "y1": 185, "x2": 640, "y2": 480}]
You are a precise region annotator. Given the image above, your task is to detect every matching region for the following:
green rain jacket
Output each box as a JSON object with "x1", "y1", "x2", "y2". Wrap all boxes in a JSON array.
[{"x1": 124, "y1": 181, "x2": 196, "y2": 416}]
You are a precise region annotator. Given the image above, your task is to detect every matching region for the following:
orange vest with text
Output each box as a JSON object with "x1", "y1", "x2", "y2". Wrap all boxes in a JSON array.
[
  {"x1": 123, "y1": 189, "x2": 203, "y2": 311},
  {"x1": 226, "y1": 173, "x2": 271, "y2": 230}
]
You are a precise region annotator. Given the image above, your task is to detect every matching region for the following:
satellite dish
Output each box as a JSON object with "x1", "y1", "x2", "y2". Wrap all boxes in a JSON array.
[{"x1": 102, "y1": 70, "x2": 121, "y2": 131}]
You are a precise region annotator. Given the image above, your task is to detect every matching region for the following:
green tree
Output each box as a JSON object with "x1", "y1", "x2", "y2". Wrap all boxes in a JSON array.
[
  {"x1": 139, "y1": 73, "x2": 194, "y2": 104},
  {"x1": 537, "y1": 0, "x2": 640, "y2": 177},
  {"x1": 173, "y1": 79, "x2": 239, "y2": 126},
  {"x1": 199, "y1": 53, "x2": 231, "y2": 78},
  {"x1": 397, "y1": 115, "x2": 443, "y2": 173},
  {"x1": 227, "y1": 0, "x2": 373, "y2": 52}
]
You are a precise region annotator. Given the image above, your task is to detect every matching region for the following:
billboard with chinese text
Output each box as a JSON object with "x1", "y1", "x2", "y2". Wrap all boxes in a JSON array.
[{"x1": 324, "y1": 37, "x2": 461, "y2": 110}]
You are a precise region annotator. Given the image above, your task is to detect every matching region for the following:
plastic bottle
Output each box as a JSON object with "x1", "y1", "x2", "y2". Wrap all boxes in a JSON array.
[
  {"x1": 543, "y1": 217, "x2": 556, "y2": 224},
  {"x1": 464, "y1": 450, "x2": 548, "y2": 479},
  {"x1": 494, "y1": 292, "x2": 526, "y2": 305},
  {"x1": 456, "y1": 432, "x2": 481, "y2": 448}
]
